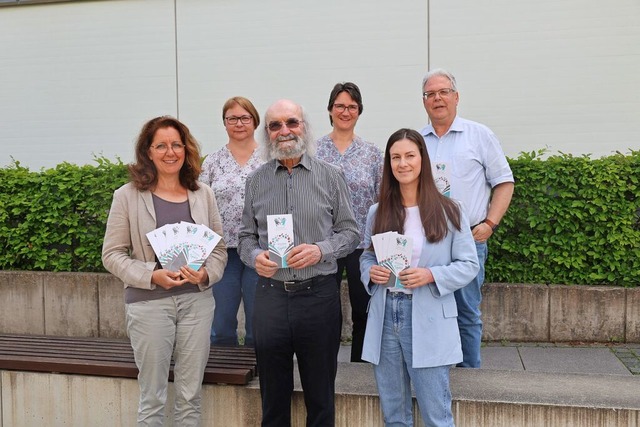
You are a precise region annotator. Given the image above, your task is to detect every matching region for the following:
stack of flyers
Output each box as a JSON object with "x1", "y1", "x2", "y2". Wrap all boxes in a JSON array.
[
  {"x1": 146, "y1": 222, "x2": 222, "y2": 272},
  {"x1": 267, "y1": 214, "x2": 294, "y2": 268},
  {"x1": 371, "y1": 232, "x2": 413, "y2": 288}
]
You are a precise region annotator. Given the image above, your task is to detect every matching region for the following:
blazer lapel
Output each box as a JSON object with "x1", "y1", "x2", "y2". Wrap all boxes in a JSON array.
[
  {"x1": 417, "y1": 238, "x2": 429, "y2": 268},
  {"x1": 187, "y1": 189, "x2": 203, "y2": 224},
  {"x1": 140, "y1": 191, "x2": 156, "y2": 223}
]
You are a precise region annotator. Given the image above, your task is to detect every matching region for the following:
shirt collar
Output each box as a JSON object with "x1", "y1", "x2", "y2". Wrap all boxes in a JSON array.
[
  {"x1": 270, "y1": 153, "x2": 313, "y2": 174},
  {"x1": 423, "y1": 115, "x2": 463, "y2": 137}
]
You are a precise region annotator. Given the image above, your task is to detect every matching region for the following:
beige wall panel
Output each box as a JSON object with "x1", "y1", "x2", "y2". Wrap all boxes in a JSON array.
[
  {"x1": 43, "y1": 272, "x2": 99, "y2": 336},
  {"x1": 0, "y1": 271, "x2": 45, "y2": 334}
]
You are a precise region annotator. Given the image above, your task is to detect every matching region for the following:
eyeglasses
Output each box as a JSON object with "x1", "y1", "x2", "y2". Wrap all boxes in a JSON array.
[
  {"x1": 150, "y1": 142, "x2": 185, "y2": 153},
  {"x1": 422, "y1": 88, "x2": 456, "y2": 100},
  {"x1": 267, "y1": 118, "x2": 303, "y2": 132},
  {"x1": 225, "y1": 115, "x2": 253, "y2": 125},
  {"x1": 333, "y1": 104, "x2": 359, "y2": 113}
]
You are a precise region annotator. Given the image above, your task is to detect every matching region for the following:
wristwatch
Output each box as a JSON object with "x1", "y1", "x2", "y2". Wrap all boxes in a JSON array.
[{"x1": 483, "y1": 218, "x2": 499, "y2": 231}]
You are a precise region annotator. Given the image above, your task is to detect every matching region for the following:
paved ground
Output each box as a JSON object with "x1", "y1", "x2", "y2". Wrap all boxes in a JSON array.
[
  {"x1": 303, "y1": 342, "x2": 640, "y2": 417},
  {"x1": 338, "y1": 341, "x2": 640, "y2": 375}
]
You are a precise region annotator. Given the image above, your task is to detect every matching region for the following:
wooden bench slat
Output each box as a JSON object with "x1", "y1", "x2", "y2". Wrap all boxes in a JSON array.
[
  {"x1": 0, "y1": 347, "x2": 255, "y2": 365},
  {"x1": 0, "y1": 334, "x2": 257, "y2": 385},
  {"x1": 0, "y1": 350, "x2": 255, "y2": 373}
]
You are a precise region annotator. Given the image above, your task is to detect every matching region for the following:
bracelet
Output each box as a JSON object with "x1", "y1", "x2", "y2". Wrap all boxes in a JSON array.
[{"x1": 483, "y1": 218, "x2": 499, "y2": 231}]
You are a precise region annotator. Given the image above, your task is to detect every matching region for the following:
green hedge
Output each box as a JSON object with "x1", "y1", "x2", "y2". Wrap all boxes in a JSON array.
[
  {"x1": 490, "y1": 150, "x2": 640, "y2": 287},
  {"x1": 0, "y1": 158, "x2": 128, "y2": 272},
  {"x1": 1, "y1": 151, "x2": 639, "y2": 286}
]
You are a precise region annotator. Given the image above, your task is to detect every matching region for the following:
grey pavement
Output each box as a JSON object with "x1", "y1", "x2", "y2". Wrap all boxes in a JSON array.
[
  {"x1": 333, "y1": 341, "x2": 640, "y2": 414},
  {"x1": 338, "y1": 341, "x2": 640, "y2": 376}
]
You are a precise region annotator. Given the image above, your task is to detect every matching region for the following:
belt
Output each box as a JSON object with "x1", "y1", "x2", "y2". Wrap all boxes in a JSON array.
[
  {"x1": 268, "y1": 276, "x2": 323, "y2": 292},
  {"x1": 387, "y1": 291, "x2": 413, "y2": 299}
]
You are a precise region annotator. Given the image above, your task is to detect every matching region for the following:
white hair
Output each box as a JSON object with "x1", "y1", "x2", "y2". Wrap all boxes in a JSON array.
[
  {"x1": 421, "y1": 68, "x2": 458, "y2": 92},
  {"x1": 258, "y1": 103, "x2": 315, "y2": 161}
]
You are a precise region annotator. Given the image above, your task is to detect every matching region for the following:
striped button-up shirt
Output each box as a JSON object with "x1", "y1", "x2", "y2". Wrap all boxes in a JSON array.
[{"x1": 238, "y1": 154, "x2": 360, "y2": 281}]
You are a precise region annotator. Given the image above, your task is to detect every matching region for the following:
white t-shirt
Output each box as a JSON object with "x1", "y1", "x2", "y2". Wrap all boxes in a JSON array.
[
  {"x1": 405, "y1": 206, "x2": 425, "y2": 267},
  {"x1": 388, "y1": 206, "x2": 426, "y2": 295}
]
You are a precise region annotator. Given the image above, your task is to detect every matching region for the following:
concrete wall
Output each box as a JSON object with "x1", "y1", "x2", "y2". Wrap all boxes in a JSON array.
[
  {"x1": 482, "y1": 283, "x2": 640, "y2": 343},
  {"x1": 0, "y1": 370, "x2": 262, "y2": 427},
  {"x1": 0, "y1": 271, "x2": 638, "y2": 343},
  {"x1": 0, "y1": 271, "x2": 126, "y2": 339},
  {"x1": 2, "y1": 367, "x2": 639, "y2": 427}
]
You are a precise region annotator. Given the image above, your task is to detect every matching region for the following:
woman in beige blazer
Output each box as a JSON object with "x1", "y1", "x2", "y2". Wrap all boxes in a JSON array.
[{"x1": 102, "y1": 116, "x2": 227, "y2": 426}]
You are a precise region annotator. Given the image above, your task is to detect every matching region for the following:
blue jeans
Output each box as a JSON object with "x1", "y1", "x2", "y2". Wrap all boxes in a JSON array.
[
  {"x1": 211, "y1": 248, "x2": 259, "y2": 346},
  {"x1": 454, "y1": 241, "x2": 488, "y2": 368},
  {"x1": 374, "y1": 292, "x2": 454, "y2": 427}
]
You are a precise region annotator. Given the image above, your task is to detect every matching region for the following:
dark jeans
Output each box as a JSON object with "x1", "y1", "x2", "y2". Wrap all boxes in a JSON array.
[
  {"x1": 253, "y1": 275, "x2": 341, "y2": 427},
  {"x1": 211, "y1": 248, "x2": 258, "y2": 346},
  {"x1": 334, "y1": 249, "x2": 369, "y2": 363}
]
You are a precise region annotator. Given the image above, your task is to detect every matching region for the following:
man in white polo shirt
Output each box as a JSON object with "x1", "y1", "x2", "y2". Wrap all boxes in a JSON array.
[{"x1": 420, "y1": 69, "x2": 515, "y2": 368}]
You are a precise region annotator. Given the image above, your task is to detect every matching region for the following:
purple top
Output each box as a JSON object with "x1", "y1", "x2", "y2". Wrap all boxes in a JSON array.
[{"x1": 316, "y1": 134, "x2": 383, "y2": 248}]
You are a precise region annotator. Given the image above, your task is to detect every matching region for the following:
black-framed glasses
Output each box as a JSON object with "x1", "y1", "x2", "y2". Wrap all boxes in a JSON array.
[
  {"x1": 422, "y1": 88, "x2": 456, "y2": 100},
  {"x1": 150, "y1": 142, "x2": 185, "y2": 153},
  {"x1": 225, "y1": 115, "x2": 253, "y2": 125},
  {"x1": 267, "y1": 118, "x2": 303, "y2": 132},
  {"x1": 333, "y1": 104, "x2": 359, "y2": 113}
]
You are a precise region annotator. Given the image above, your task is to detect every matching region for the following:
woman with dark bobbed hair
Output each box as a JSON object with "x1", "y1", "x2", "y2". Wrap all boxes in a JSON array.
[
  {"x1": 316, "y1": 82, "x2": 383, "y2": 362},
  {"x1": 103, "y1": 116, "x2": 227, "y2": 425}
]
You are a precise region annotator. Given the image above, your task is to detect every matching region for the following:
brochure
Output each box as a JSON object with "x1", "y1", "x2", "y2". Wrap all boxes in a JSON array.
[
  {"x1": 371, "y1": 231, "x2": 413, "y2": 288},
  {"x1": 267, "y1": 214, "x2": 294, "y2": 268},
  {"x1": 146, "y1": 221, "x2": 222, "y2": 272}
]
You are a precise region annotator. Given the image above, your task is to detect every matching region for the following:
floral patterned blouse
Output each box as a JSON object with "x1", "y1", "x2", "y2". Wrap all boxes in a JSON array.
[
  {"x1": 316, "y1": 135, "x2": 384, "y2": 248},
  {"x1": 199, "y1": 145, "x2": 264, "y2": 248}
]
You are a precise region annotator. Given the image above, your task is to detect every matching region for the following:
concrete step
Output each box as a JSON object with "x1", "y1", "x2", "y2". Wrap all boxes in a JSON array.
[
  {"x1": 327, "y1": 343, "x2": 640, "y2": 426},
  {"x1": 4, "y1": 357, "x2": 639, "y2": 426}
]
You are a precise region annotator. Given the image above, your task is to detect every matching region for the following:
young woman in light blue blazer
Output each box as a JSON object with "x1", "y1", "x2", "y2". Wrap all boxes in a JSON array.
[{"x1": 360, "y1": 128, "x2": 479, "y2": 427}]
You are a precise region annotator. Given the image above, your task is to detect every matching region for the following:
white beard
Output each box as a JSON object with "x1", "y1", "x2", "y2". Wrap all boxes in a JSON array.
[{"x1": 270, "y1": 134, "x2": 307, "y2": 160}]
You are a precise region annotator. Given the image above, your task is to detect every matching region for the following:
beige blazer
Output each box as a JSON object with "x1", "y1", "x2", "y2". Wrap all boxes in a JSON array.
[{"x1": 102, "y1": 182, "x2": 227, "y2": 291}]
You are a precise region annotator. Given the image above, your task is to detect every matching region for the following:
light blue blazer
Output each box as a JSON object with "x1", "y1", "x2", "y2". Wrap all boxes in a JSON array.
[{"x1": 359, "y1": 203, "x2": 479, "y2": 368}]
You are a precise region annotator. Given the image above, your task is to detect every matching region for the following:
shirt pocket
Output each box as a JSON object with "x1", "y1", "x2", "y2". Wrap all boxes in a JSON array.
[{"x1": 452, "y1": 151, "x2": 482, "y2": 180}]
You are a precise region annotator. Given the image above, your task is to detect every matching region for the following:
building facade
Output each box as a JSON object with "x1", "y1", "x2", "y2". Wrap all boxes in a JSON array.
[{"x1": 1, "y1": 0, "x2": 639, "y2": 169}]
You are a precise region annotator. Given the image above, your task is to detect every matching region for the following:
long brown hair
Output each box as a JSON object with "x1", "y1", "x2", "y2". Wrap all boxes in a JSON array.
[
  {"x1": 129, "y1": 116, "x2": 202, "y2": 191},
  {"x1": 373, "y1": 128, "x2": 461, "y2": 243}
]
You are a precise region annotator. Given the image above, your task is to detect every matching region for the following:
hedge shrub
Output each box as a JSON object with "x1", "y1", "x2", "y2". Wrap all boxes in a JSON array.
[
  {"x1": 0, "y1": 158, "x2": 128, "y2": 272},
  {"x1": 1, "y1": 151, "x2": 639, "y2": 286},
  {"x1": 489, "y1": 150, "x2": 640, "y2": 286}
]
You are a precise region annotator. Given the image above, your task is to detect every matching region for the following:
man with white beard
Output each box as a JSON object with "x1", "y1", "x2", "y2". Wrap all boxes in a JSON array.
[{"x1": 238, "y1": 99, "x2": 359, "y2": 426}]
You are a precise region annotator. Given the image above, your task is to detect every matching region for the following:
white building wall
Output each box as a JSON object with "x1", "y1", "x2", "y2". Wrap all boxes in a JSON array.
[
  {"x1": 0, "y1": 0, "x2": 178, "y2": 168},
  {"x1": 175, "y1": 0, "x2": 428, "y2": 158},
  {"x1": 0, "y1": 0, "x2": 638, "y2": 169},
  {"x1": 429, "y1": 0, "x2": 640, "y2": 158}
]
